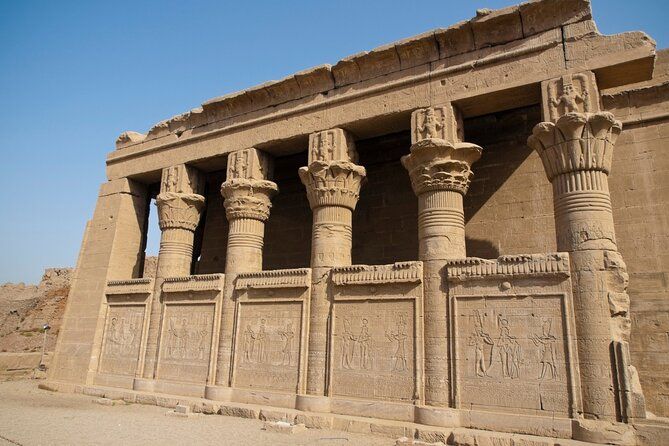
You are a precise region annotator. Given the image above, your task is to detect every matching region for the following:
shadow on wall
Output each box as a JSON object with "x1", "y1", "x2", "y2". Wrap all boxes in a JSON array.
[{"x1": 462, "y1": 104, "x2": 548, "y2": 259}]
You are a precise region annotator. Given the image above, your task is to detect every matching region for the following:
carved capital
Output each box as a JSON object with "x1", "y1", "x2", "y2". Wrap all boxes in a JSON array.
[
  {"x1": 527, "y1": 112, "x2": 622, "y2": 182},
  {"x1": 402, "y1": 139, "x2": 482, "y2": 196},
  {"x1": 411, "y1": 105, "x2": 463, "y2": 144},
  {"x1": 156, "y1": 191, "x2": 205, "y2": 231},
  {"x1": 299, "y1": 161, "x2": 366, "y2": 210},
  {"x1": 220, "y1": 178, "x2": 278, "y2": 221}
]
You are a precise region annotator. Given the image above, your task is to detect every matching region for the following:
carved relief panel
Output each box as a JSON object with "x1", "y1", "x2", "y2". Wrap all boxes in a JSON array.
[
  {"x1": 233, "y1": 301, "x2": 303, "y2": 392},
  {"x1": 226, "y1": 147, "x2": 273, "y2": 181},
  {"x1": 541, "y1": 71, "x2": 600, "y2": 122},
  {"x1": 452, "y1": 294, "x2": 576, "y2": 416},
  {"x1": 410, "y1": 105, "x2": 463, "y2": 144},
  {"x1": 99, "y1": 305, "x2": 145, "y2": 376},
  {"x1": 160, "y1": 164, "x2": 204, "y2": 195},
  {"x1": 331, "y1": 299, "x2": 416, "y2": 403},
  {"x1": 308, "y1": 128, "x2": 358, "y2": 164},
  {"x1": 157, "y1": 303, "x2": 215, "y2": 383}
]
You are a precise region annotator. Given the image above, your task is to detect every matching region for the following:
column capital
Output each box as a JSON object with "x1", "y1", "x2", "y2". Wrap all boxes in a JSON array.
[
  {"x1": 541, "y1": 71, "x2": 600, "y2": 122},
  {"x1": 527, "y1": 112, "x2": 622, "y2": 182},
  {"x1": 220, "y1": 148, "x2": 278, "y2": 221},
  {"x1": 300, "y1": 128, "x2": 366, "y2": 210},
  {"x1": 156, "y1": 164, "x2": 205, "y2": 231},
  {"x1": 403, "y1": 106, "x2": 481, "y2": 196}
]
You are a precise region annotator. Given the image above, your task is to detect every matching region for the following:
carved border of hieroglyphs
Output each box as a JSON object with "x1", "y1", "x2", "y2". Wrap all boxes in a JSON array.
[
  {"x1": 449, "y1": 292, "x2": 580, "y2": 418},
  {"x1": 446, "y1": 253, "x2": 570, "y2": 281},
  {"x1": 235, "y1": 268, "x2": 311, "y2": 290},
  {"x1": 162, "y1": 274, "x2": 224, "y2": 293},
  {"x1": 106, "y1": 278, "x2": 154, "y2": 295},
  {"x1": 331, "y1": 262, "x2": 423, "y2": 286}
]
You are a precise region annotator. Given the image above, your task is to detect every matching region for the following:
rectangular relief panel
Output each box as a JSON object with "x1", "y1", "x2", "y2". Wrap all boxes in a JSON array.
[
  {"x1": 99, "y1": 305, "x2": 145, "y2": 376},
  {"x1": 453, "y1": 294, "x2": 574, "y2": 416},
  {"x1": 233, "y1": 301, "x2": 303, "y2": 392},
  {"x1": 157, "y1": 303, "x2": 215, "y2": 383},
  {"x1": 331, "y1": 299, "x2": 416, "y2": 403}
]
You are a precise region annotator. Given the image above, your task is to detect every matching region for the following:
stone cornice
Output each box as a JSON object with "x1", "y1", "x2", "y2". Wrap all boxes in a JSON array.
[
  {"x1": 331, "y1": 261, "x2": 423, "y2": 286},
  {"x1": 113, "y1": 0, "x2": 596, "y2": 152},
  {"x1": 220, "y1": 178, "x2": 278, "y2": 221},
  {"x1": 162, "y1": 274, "x2": 224, "y2": 293},
  {"x1": 445, "y1": 253, "x2": 570, "y2": 280},
  {"x1": 235, "y1": 268, "x2": 311, "y2": 290},
  {"x1": 106, "y1": 278, "x2": 154, "y2": 295}
]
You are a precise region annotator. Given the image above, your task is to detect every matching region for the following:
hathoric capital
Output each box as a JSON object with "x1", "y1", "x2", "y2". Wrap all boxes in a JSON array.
[
  {"x1": 221, "y1": 148, "x2": 278, "y2": 221},
  {"x1": 299, "y1": 128, "x2": 366, "y2": 210},
  {"x1": 156, "y1": 164, "x2": 205, "y2": 231},
  {"x1": 528, "y1": 72, "x2": 622, "y2": 182},
  {"x1": 403, "y1": 105, "x2": 482, "y2": 196}
]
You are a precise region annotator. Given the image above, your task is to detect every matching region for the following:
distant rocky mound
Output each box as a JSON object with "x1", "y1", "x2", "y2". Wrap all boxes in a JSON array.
[
  {"x1": 0, "y1": 257, "x2": 158, "y2": 354},
  {"x1": 0, "y1": 268, "x2": 72, "y2": 353}
]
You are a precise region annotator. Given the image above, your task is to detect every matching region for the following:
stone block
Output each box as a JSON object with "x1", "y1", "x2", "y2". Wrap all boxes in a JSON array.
[
  {"x1": 219, "y1": 404, "x2": 259, "y2": 419},
  {"x1": 262, "y1": 421, "x2": 307, "y2": 434},
  {"x1": 519, "y1": 0, "x2": 591, "y2": 37},
  {"x1": 295, "y1": 413, "x2": 333, "y2": 429},
  {"x1": 471, "y1": 6, "x2": 523, "y2": 49},
  {"x1": 259, "y1": 409, "x2": 295, "y2": 423}
]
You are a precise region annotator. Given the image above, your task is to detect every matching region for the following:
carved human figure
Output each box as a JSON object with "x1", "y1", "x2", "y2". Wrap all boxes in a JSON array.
[
  {"x1": 108, "y1": 317, "x2": 121, "y2": 357},
  {"x1": 341, "y1": 318, "x2": 356, "y2": 370},
  {"x1": 531, "y1": 318, "x2": 558, "y2": 380},
  {"x1": 315, "y1": 133, "x2": 334, "y2": 161},
  {"x1": 469, "y1": 310, "x2": 494, "y2": 378},
  {"x1": 168, "y1": 317, "x2": 189, "y2": 359},
  {"x1": 255, "y1": 319, "x2": 268, "y2": 364},
  {"x1": 418, "y1": 107, "x2": 443, "y2": 139},
  {"x1": 243, "y1": 324, "x2": 255, "y2": 363},
  {"x1": 497, "y1": 316, "x2": 521, "y2": 379},
  {"x1": 278, "y1": 321, "x2": 295, "y2": 366},
  {"x1": 551, "y1": 83, "x2": 587, "y2": 114},
  {"x1": 357, "y1": 318, "x2": 372, "y2": 370},
  {"x1": 386, "y1": 314, "x2": 408, "y2": 372}
]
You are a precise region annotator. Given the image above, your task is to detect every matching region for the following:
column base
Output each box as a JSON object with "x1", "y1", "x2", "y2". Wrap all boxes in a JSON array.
[
  {"x1": 414, "y1": 405, "x2": 460, "y2": 428},
  {"x1": 295, "y1": 394, "x2": 331, "y2": 413},
  {"x1": 132, "y1": 378, "x2": 156, "y2": 393},
  {"x1": 571, "y1": 419, "x2": 636, "y2": 445},
  {"x1": 204, "y1": 385, "x2": 234, "y2": 402}
]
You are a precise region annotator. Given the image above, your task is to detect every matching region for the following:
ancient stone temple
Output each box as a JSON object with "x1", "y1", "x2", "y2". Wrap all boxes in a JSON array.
[{"x1": 46, "y1": 0, "x2": 669, "y2": 444}]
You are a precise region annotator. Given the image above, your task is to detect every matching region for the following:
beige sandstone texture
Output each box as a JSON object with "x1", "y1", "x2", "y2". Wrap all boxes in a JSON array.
[{"x1": 43, "y1": 0, "x2": 669, "y2": 444}]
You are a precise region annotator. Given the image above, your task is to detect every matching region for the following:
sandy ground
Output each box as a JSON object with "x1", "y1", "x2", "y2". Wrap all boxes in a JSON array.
[{"x1": 0, "y1": 380, "x2": 395, "y2": 446}]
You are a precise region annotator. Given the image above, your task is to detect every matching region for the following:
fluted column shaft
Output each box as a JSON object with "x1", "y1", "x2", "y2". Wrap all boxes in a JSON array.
[
  {"x1": 529, "y1": 80, "x2": 644, "y2": 421},
  {"x1": 139, "y1": 166, "x2": 205, "y2": 382},
  {"x1": 298, "y1": 128, "x2": 365, "y2": 410},
  {"x1": 402, "y1": 105, "x2": 481, "y2": 408},
  {"x1": 210, "y1": 148, "x2": 277, "y2": 393}
]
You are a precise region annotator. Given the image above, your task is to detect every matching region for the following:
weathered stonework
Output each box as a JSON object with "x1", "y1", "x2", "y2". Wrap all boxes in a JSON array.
[{"x1": 48, "y1": 1, "x2": 669, "y2": 444}]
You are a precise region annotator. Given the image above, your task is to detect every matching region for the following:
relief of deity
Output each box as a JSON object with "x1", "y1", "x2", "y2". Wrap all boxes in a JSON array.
[
  {"x1": 530, "y1": 318, "x2": 558, "y2": 380},
  {"x1": 468, "y1": 310, "x2": 494, "y2": 377},
  {"x1": 358, "y1": 318, "x2": 373, "y2": 370},
  {"x1": 496, "y1": 315, "x2": 523, "y2": 379},
  {"x1": 386, "y1": 313, "x2": 409, "y2": 372},
  {"x1": 418, "y1": 108, "x2": 443, "y2": 140},
  {"x1": 106, "y1": 317, "x2": 136, "y2": 358},
  {"x1": 340, "y1": 318, "x2": 356, "y2": 369},
  {"x1": 278, "y1": 321, "x2": 295, "y2": 366},
  {"x1": 166, "y1": 315, "x2": 208, "y2": 360}
]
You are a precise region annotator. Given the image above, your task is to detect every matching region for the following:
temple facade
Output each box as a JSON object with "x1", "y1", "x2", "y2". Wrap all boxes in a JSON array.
[{"x1": 46, "y1": 0, "x2": 669, "y2": 444}]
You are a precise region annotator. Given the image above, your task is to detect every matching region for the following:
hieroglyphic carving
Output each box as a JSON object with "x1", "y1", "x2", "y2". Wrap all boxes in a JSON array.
[
  {"x1": 332, "y1": 300, "x2": 415, "y2": 402},
  {"x1": 233, "y1": 302, "x2": 302, "y2": 392},
  {"x1": 455, "y1": 295, "x2": 572, "y2": 416},
  {"x1": 157, "y1": 304, "x2": 214, "y2": 383},
  {"x1": 99, "y1": 306, "x2": 144, "y2": 376}
]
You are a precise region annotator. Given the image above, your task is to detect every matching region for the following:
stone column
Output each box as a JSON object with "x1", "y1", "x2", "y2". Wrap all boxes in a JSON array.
[
  {"x1": 402, "y1": 105, "x2": 481, "y2": 409},
  {"x1": 528, "y1": 72, "x2": 645, "y2": 423},
  {"x1": 205, "y1": 148, "x2": 277, "y2": 400},
  {"x1": 296, "y1": 128, "x2": 366, "y2": 412},
  {"x1": 135, "y1": 165, "x2": 205, "y2": 389}
]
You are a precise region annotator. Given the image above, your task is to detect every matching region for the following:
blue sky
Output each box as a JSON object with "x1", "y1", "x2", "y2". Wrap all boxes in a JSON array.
[{"x1": 0, "y1": 0, "x2": 667, "y2": 284}]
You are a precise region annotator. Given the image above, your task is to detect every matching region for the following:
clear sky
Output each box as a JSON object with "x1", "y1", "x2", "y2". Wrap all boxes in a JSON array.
[{"x1": 0, "y1": 0, "x2": 667, "y2": 284}]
